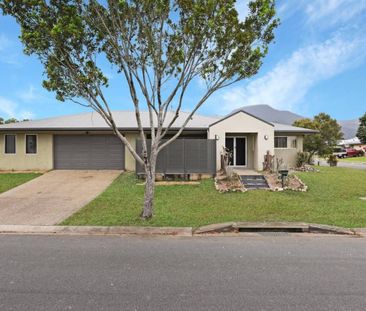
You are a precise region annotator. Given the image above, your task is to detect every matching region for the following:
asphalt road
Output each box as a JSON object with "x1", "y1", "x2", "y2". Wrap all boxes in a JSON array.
[{"x1": 1, "y1": 235, "x2": 366, "y2": 311}]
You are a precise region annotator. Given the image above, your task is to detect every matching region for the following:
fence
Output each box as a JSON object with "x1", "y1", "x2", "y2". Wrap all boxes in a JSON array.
[{"x1": 136, "y1": 139, "x2": 216, "y2": 175}]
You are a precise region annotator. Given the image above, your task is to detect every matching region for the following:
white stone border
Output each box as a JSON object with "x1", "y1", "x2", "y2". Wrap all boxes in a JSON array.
[
  {"x1": 268, "y1": 174, "x2": 308, "y2": 192},
  {"x1": 214, "y1": 176, "x2": 247, "y2": 193}
]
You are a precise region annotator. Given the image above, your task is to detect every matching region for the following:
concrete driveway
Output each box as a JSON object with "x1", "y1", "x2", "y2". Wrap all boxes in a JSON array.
[{"x1": 0, "y1": 170, "x2": 121, "y2": 225}]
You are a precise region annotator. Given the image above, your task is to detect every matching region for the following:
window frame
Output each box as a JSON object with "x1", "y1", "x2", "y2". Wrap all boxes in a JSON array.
[
  {"x1": 4, "y1": 134, "x2": 16, "y2": 155},
  {"x1": 25, "y1": 134, "x2": 38, "y2": 155},
  {"x1": 291, "y1": 138, "x2": 298, "y2": 149},
  {"x1": 274, "y1": 136, "x2": 288, "y2": 149}
]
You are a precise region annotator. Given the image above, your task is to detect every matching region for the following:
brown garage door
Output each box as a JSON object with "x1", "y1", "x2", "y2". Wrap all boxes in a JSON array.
[{"x1": 54, "y1": 135, "x2": 125, "y2": 170}]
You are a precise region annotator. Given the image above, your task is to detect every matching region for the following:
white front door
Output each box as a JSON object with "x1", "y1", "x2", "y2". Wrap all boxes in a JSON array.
[{"x1": 225, "y1": 137, "x2": 247, "y2": 167}]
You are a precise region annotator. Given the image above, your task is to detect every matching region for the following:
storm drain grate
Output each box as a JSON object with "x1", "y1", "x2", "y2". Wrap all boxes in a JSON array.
[
  {"x1": 239, "y1": 175, "x2": 269, "y2": 189},
  {"x1": 238, "y1": 227, "x2": 305, "y2": 233}
]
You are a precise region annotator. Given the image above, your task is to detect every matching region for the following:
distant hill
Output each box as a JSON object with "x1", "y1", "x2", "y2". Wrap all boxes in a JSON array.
[
  {"x1": 338, "y1": 119, "x2": 359, "y2": 140},
  {"x1": 232, "y1": 104, "x2": 306, "y2": 124},
  {"x1": 230, "y1": 104, "x2": 359, "y2": 139}
]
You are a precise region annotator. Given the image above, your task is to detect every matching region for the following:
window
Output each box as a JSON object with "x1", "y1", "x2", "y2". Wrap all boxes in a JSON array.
[
  {"x1": 26, "y1": 135, "x2": 37, "y2": 154},
  {"x1": 274, "y1": 136, "x2": 287, "y2": 148},
  {"x1": 291, "y1": 139, "x2": 297, "y2": 149},
  {"x1": 5, "y1": 134, "x2": 16, "y2": 154}
]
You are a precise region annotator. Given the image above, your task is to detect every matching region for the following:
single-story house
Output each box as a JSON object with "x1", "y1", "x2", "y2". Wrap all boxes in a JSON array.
[
  {"x1": 0, "y1": 108, "x2": 316, "y2": 173},
  {"x1": 338, "y1": 137, "x2": 366, "y2": 150}
]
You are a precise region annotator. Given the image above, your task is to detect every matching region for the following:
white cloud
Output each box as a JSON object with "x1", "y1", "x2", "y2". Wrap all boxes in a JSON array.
[
  {"x1": 0, "y1": 34, "x2": 10, "y2": 51},
  {"x1": 305, "y1": 0, "x2": 366, "y2": 25},
  {"x1": 18, "y1": 85, "x2": 39, "y2": 102},
  {"x1": 0, "y1": 96, "x2": 34, "y2": 120},
  {"x1": 216, "y1": 31, "x2": 366, "y2": 112},
  {"x1": 0, "y1": 33, "x2": 22, "y2": 66},
  {"x1": 0, "y1": 97, "x2": 17, "y2": 116},
  {"x1": 278, "y1": 0, "x2": 366, "y2": 26}
]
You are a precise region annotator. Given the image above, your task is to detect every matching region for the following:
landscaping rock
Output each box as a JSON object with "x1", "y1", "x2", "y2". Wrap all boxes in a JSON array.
[
  {"x1": 214, "y1": 172, "x2": 246, "y2": 193},
  {"x1": 265, "y1": 172, "x2": 308, "y2": 192},
  {"x1": 293, "y1": 165, "x2": 320, "y2": 173}
]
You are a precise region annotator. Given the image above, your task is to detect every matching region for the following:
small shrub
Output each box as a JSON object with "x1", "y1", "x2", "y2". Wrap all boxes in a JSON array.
[
  {"x1": 357, "y1": 149, "x2": 365, "y2": 157},
  {"x1": 296, "y1": 152, "x2": 312, "y2": 167},
  {"x1": 327, "y1": 154, "x2": 338, "y2": 167}
]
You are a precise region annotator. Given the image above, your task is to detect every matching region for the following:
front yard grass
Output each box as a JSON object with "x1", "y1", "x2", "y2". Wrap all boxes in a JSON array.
[
  {"x1": 339, "y1": 156, "x2": 366, "y2": 163},
  {"x1": 0, "y1": 173, "x2": 41, "y2": 194},
  {"x1": 61, "y1": 167, "x2": 366, "y2": 228}
]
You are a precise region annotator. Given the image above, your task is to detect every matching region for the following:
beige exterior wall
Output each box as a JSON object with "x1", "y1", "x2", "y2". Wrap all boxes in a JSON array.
[
  {"x1": 0, "y1": 133, "x2": 53, "y2": 171},
  {"x1": 0, "y1": 131, "x2": 139, "y2": 172},
  {"x1": 274, "y1": 135, "x2": 304, "y2": 169},
  {"x1": 208, "y1": 112, "x2": 274, "y2": 171},
  {"x1": 124, "y1": 133, "x2": 138, "y2": 171},
  {"x1": 246, "y1": 134, "x2": 255, "y2": 169},
  {"x1": 0, "y1": 129, "x2": 306, "y2": 172}
]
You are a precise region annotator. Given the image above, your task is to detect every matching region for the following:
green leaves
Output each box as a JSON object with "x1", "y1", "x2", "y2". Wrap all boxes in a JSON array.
[
  {"x1": 356, "y1": 112, "x2": 366, "y2": 144},
  {"x1": 0, "y1": 0, "x2": 278, "y2": 109},
  {"x1": 294, "y1": 113, "x2": 344, "y2": 157}
]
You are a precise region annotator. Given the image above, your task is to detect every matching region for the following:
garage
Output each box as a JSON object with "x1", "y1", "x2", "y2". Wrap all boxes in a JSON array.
[{"x1": 54, "y1": 135, "x2": 125, "y2": 170}]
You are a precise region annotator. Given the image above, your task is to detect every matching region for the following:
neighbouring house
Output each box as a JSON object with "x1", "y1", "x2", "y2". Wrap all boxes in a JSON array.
[
  {"x1": 0, "y1": 106, "x2": 316, "y2": 174},
  {"x1": 338, "y1": 137, "x2": 366, "y2": 150}
]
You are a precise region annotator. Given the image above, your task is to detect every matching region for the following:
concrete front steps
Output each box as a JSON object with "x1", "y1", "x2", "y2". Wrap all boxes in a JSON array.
[{"x1": 239, "y1": 175, "x2": 269, "y2": 189}]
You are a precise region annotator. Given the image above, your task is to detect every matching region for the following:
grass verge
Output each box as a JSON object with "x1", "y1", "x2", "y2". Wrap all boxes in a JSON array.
[
  {"x1": 61, "y1": 167, "x2": 366, "y2": 228},
  {"x1": 0, "y1": 173, "x2": 41, "y2": 194},
  {"x1": 339, "y1": 156, "x2": 366, "y2": 163}
]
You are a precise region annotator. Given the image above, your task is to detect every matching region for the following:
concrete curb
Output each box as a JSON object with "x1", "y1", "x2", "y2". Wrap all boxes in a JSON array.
[
  {"x1": 353, "y1": 229, "x2": 366, "y2": 237},
  {"x1": 308, "y1": 224, "x2": 357, "y2": 236},
  {"x1": 194, "y1": 222, "x2": 236, "y2": 234},
  {"x1": 0, "y1": 225, "x2": 193, "y2": 237},
  {"x1": 194, "y1": 222, "x2": 359, "y2": 236},
  {"x1": 0, "y1": 224, "x2": 362, "y2": 237}
]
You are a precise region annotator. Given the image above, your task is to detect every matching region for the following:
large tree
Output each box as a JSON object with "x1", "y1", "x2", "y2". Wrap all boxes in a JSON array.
[
  {"x1": 293, "y1": 113, "x2": 343, "y2": 159},
  {"x1": 4, "y1": 118, "x2": 19, "y2": 124},
  {"x1": 1, "y1": 0, "x2": 279, "y2": 219},
  {"x1": 356, "y1": 112, "x2": 366, "y2": 144},
  {"x1": 0, "y1": 117, "x2": 19, "y2": 124}
]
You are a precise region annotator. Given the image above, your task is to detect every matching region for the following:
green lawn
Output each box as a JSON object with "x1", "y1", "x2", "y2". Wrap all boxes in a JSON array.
[
  {"x1": 339, "y1": 156, "x2": 366, "y2": 163},
  {"x1": 61, "y1": 167, "x2": 366, "y2": 228},
  {"x1": 0, "y1": 173, "x2": 41, "y2": 194}
]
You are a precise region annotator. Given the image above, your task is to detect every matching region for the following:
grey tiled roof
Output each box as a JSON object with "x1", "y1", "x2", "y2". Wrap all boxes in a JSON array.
[
  {"x1": 272, "y1": 123, "x2": 318, "y2": 133},
  {"x1": 209, "y1": 108, "x2": 317, "y2": 134},
  {"x1": 0, "y1": 110, "x2": 219, "y2": 130},
  {"x1": 0, "y1": 108, "x2": 316, "y2": 134},
  {"x1": 230, "y1": 104, "x2": 304, "y2": 125}
]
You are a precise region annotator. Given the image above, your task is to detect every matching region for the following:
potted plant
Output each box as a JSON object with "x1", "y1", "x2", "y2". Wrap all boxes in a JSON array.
[{"x1": 327, "y1": 154, "x2": 338, "y2": 167}]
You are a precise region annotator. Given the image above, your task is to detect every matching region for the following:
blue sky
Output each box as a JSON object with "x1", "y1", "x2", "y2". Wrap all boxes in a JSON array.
[{"x1": 0, "y1": 0, "x2": 365, "y2": 121}]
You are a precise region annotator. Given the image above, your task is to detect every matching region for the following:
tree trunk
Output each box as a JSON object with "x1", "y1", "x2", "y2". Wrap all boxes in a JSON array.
[
  {"x1": 141, "y1": 151, "x2": 157, "y2": 219},
  {"x1": 142, "y1": 170, "x2": 155, "y2": 219},
  {"x1": 308, "y1": 151, "x2": 316, "y2": 164}
]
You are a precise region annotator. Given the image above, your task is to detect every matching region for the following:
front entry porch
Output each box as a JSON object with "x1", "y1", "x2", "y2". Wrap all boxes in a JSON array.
[
  {"x1": 232, "y1": 168, "x2": 261, "y2": 176},
  {"x1": 225, "y1": 133, "x2": 256, "y2": 170}
]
